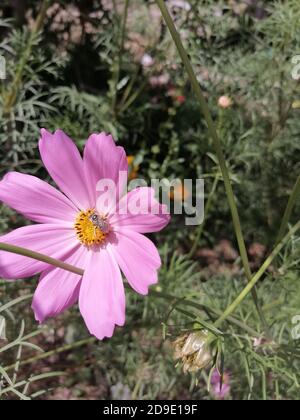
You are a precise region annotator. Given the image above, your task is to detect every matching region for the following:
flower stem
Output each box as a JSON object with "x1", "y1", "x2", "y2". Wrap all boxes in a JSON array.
[
  {"x1": 0, "y1": 243, "x2": 83, "y2": 276},
  {"x1": 188, "y1": 173, "x2": 219, "y2": 259},
  {"x1": 149, "y1": 290, "x2": 260, "y2": 337},
  {"x1": 155, "y1": 0, "x2": 268, "y2": 332},
  {"x1": 276, "y1": 174, "x2": 300, "y2": 244},
  {"x1": 214, "y1": 220, "x2": 300, "y2": 328},
  {"x1": 112, "y1": 0, "x2": 130, "y2": 115},
  {"x1": 3, "y1": 337, "x2": 96, "y2": 372},
  {"x1": 3, "y1": 0, "x2": 49, "y2": 113}
]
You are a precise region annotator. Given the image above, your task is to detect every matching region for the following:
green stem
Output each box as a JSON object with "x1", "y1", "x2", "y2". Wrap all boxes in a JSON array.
[
  {"x1": 3, "y1": 0, "x2": 49, "y2": 112},
  {"x1": 149, "y1": 290, "x2": 260, "y2": 337},
  {"x1": 112, "y1": 0, "x2": 130, "y2": 115},
  {"x1": 0, "y1": 243, "x2": 83, "y2": 276},
  {"x1": 118, "y1": 65, "x2": 140, "y2": 109},
  {"x1": 119, "y1": 79, "x2": 148, "y2": 114},
  {"x1": 155, "y1": 0, "x2": 268, "y2": 332},
  {"x1": 214, "y1": 220, "x2": 300, "y2": 328},
  {"x1": 188, "y1": 173, "x2": 219, "y2": 258},
  {"x1": 4, "y1": 337, "x2": 95, "y2": 372},
  {"x1": 276, "y1": 174, "x2": 300, "y2": 244}
]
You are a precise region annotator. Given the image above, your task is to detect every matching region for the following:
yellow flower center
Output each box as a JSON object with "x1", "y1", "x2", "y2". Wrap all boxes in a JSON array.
[{"x1": 74, "y1": 209, "x2": 110, "y2": 246}]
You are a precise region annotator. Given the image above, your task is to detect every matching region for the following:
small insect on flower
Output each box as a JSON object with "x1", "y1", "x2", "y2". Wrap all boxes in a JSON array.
[{"x1": 89, "y1": 212, "x2": 110, "y2": 234}]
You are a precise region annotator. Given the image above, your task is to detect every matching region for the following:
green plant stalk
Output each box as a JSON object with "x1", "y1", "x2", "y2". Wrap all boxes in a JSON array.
[
  {"x1": 119, "y1": 65, "x2": 140, "y2": 109},
  {"x1": 0, "y1": 243, "x2": 84, "y2": 276},
  {"x1": 112, "y1": 0, "x2": 130, "y2": 115},
  {"x1": 4, "y1": 337, "x2": 96, "y2": 372},
  {"x1": 214, "y1": 220, "x2": 300, "y2": 328},
  {"x1": 276, "y1": 174, "x2": 300, "y2": 244},
  {"x1": 0, "y1": 329, "x2": 43, "y2": 354},
  {"x1": 3, "y1": 0, "x2": 49, "y2": 112},
  {"x1": 149, "y1": 290, "x2": 260, "y2": 337},
  {"x1": 0, "y1": 372, "x2": 64, "y2": 397},
  {"x1": 155, "y1": 0, "x2": 268, "y2": 332},
  {"x1": 188, "y1": 173, "x2": 219, "y2": 258},
  {"x1": 0, "y1": 294, "x2": 32, "y2": 314},
  {"x1": 119, "y1": 79, "x2": 148, "y2": 114}
]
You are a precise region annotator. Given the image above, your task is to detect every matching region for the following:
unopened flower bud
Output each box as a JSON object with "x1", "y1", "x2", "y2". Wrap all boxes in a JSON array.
[
  {"x1": 141, "y1": 54, "x2": 154, "y2": 68},
  {"x1": 174, "y1": 330, "x2": 212, "y2": 373},
  {"x1": 218, "y1": 95, "x2": 232, "y2": 109}
]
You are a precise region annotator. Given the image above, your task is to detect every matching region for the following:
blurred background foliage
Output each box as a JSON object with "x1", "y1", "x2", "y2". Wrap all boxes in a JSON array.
[{"x1": 0, "y1": 0, "x2": 300, "y2": 400}]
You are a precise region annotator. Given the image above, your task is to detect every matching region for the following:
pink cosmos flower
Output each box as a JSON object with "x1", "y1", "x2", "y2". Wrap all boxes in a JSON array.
[{"x1": 0, "y1": 129, "x2": 170, "y2": 339}]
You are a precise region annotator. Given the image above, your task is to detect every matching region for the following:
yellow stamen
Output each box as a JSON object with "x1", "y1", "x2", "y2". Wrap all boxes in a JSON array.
[{"x1": 74, "y1": 209, "x2": 108, "y2": 246}]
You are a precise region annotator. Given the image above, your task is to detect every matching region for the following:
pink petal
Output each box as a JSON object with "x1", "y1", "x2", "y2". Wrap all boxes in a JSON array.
[
  {"x1": 0, "y1": 224, "x2": 78, "y2": 279},
  {"x1": 32, "y1": 245, "x2": 88, "y2": 322},
  {"x1": 0, "y1": 172, "x2": 78, "y2": 224},
  {"x1": 109, "y1": 229, "x2": 161, "y2": 295},
  {"x1": 110, "y1": 187, "x2": 170, "y2": 233},
  {"x1": 83, "y1": 133, "x2": 128, "y2": 204},
  {"x1": 39, "y1": 129, "x2": 92, "y2": 210},
  {"x1": 79, "y1": 248, "x2": 125, "y2": 340}
]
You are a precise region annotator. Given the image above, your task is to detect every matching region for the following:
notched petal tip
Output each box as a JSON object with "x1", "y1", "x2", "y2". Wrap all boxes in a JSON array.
[
  {"x1": 40, "y1": 128, "x2": 69, "y2": 141},
  {"x1": 137, "y1": 279, "x2": 158, "y2": 296},
  {"x1": 32, "y1": 303, "x2": 45, "y2": 324},
  {"x1": 88, "y1": 323, "x2": 116, "y2": 341},
  {"x1": 40, "y1": 127, "x2": 48, "y2": 136}
]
